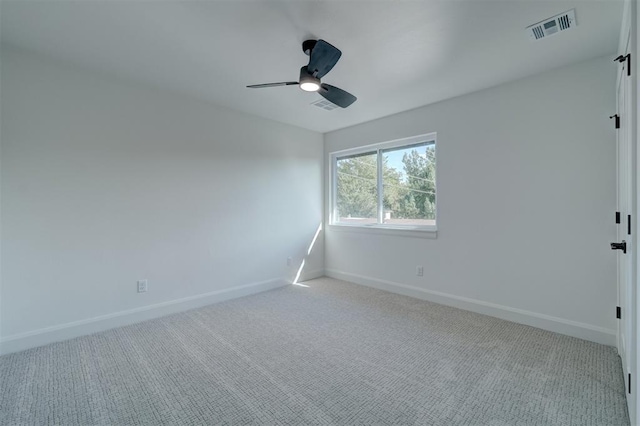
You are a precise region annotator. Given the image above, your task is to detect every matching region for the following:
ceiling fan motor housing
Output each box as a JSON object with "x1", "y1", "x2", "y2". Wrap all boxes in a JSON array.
[{"x1": 302, "y1": 40, "x2": 317, "y2": 56}]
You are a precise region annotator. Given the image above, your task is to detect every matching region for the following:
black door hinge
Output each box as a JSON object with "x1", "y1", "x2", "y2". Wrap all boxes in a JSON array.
[
  {"x1": 610, "y1": 114, "x2": 620, "y2": 129},
  {"x1": 629, "y1": 373, "x2": 632, "y2": 394},
  {"x1": 617, "y1": 306, "x2": 621, "y2": 319},
  {"x1": 616, "y1": 211, "x2": 621, "y2": 224},
  {"x1": 628, "y1": 215, "x2": 632, "y2": 235},
  {"x1": 611, "y1": 241, "x2": 627, "y2": 254},
  {"x1": 615, "y1": 54, "x2": 631, "y2": 77}
]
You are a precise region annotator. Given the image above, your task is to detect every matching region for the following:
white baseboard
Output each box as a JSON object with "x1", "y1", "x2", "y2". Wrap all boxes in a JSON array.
[
  {"x1": 0, "y1": 278, "x2": 289, "y2": 355},
  {"x1": 325, "y1": 269, "x2": 616, "y2": 346},
  {"x1": 295, "y1": 268, "x2": 325, "y2": 283},
  {"x1": 2, "y1": 270, "x2": 616, "y2": 355}
]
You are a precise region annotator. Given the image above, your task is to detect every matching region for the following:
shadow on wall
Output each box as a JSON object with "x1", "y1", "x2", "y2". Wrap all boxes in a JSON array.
[{"x1": 293, "y1": 222, "x2": 322, "y2": 287}]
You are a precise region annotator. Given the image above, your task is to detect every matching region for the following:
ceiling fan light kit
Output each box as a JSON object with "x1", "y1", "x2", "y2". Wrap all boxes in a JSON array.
[
  {"x1": 247, "y1": 39, "x2": 357, "y2": 108},
  {"x1": 299, "y1": 67, "x2": 320, "y2": 92}
]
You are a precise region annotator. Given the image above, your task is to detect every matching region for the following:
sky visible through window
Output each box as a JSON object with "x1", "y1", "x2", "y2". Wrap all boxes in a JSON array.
[
  {"x1": 385, "y1": 149, "x2": 412, "y2": 180},
  {"x1": 385, "y1": 143, "x2": 434, "y2": 178}
]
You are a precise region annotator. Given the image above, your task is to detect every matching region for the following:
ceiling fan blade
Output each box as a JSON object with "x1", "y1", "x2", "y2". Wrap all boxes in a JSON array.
[
  {"x1": 319, "y1": 84, "x2": 357, "y2": 108},
  {"x1": 246, "y1": 82, "x2": 298, "y2": 88},
  {"x1": 307, "y1": 40, "x2": 342, "y2": 79}
]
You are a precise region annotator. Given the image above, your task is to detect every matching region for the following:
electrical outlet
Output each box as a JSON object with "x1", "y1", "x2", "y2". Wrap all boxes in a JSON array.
[
  {"x1": 137, "y1": 280, "x2": 148, "y2": 293},
  {"x1": 287, "y1": 257, "x2": 292, "y2": 267},
  {"x1": 416, "y1": 266, "x2": 424, "y2": 277}
]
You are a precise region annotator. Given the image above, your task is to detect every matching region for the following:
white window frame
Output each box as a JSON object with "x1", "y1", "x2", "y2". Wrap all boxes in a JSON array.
[{"x1": 329, "y1": 133, "x2": 437, "y2": 238}]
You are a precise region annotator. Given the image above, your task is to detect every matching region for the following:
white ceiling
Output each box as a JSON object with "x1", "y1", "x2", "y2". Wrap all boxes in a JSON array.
[{"x1": 1, "y1": 0, "x2": 623, "y2": 133}]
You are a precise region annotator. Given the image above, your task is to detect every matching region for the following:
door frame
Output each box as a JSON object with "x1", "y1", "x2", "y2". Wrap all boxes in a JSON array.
[
  {"x1": 616, "y1": 28, "x2": 635, "y2": 423},
  {"x1": 618, "y1": 0, "x2": 638, "y2": 424}
]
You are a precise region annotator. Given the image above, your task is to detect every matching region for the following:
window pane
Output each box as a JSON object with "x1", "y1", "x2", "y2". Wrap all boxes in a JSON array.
[
  {"x1": 381, "y1": 142, "x2": 435, "y2": 226},
  {"x1": 336, "y1": 152, "x2": 378, "y2": 224}
]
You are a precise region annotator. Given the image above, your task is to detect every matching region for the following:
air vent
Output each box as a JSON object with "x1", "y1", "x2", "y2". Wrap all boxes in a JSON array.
[
  {"x1": 527, "y1": 9, "x2": 576, "y2": 41},
  {"x1": 311, "y1": 98, "x2": 339, "y2": 111}
]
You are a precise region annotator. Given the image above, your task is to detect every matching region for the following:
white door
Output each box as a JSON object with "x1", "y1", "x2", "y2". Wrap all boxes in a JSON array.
[{"x1": 615, "y1": 31, "x2": 635, "y2": 423}]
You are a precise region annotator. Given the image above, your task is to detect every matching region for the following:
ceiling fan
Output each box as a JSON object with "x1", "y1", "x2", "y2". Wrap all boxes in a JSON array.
[{"x1": 247, "y1": 39, "x2": 357, "y2": 108}]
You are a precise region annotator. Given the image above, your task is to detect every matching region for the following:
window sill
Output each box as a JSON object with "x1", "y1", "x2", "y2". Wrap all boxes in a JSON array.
[{"x1": 327, "y1": 223, "x2": 437, "y2": 239}]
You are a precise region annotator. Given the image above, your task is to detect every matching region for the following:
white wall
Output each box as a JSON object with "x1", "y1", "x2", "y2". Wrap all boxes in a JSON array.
[
  {"x1": 0, "y1": 47, "x2": 324, "y2": 353},
  {"x1": 0, "y1": 46, "x2": 618, "y2": 353},
  {"x1": 324, "y1": 55, "x2": 617, "y2": 345}
]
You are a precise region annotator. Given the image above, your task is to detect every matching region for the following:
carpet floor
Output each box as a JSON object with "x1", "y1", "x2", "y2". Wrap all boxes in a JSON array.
[{"x1": 0, "y1": 277, "x2": 629, "y2": 425}]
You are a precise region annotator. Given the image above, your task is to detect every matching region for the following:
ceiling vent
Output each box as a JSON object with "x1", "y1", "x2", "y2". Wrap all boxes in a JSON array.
[
  {"x1": 527, "y1": 9, "x2": 576, "y2": 41},
  {"x1": 311, "y1": 98, "x2": 339, "y2": 111}
]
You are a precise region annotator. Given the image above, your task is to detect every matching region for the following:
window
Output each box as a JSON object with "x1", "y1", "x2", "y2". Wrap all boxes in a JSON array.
[{"x1": 330, "y1": 134, "x2": 436, "y2": 232}]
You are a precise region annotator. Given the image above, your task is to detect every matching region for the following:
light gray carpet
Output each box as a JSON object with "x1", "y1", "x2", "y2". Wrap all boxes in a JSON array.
[{"x1": 0, "y1": 277, "x2": 629, "y2": 425}]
